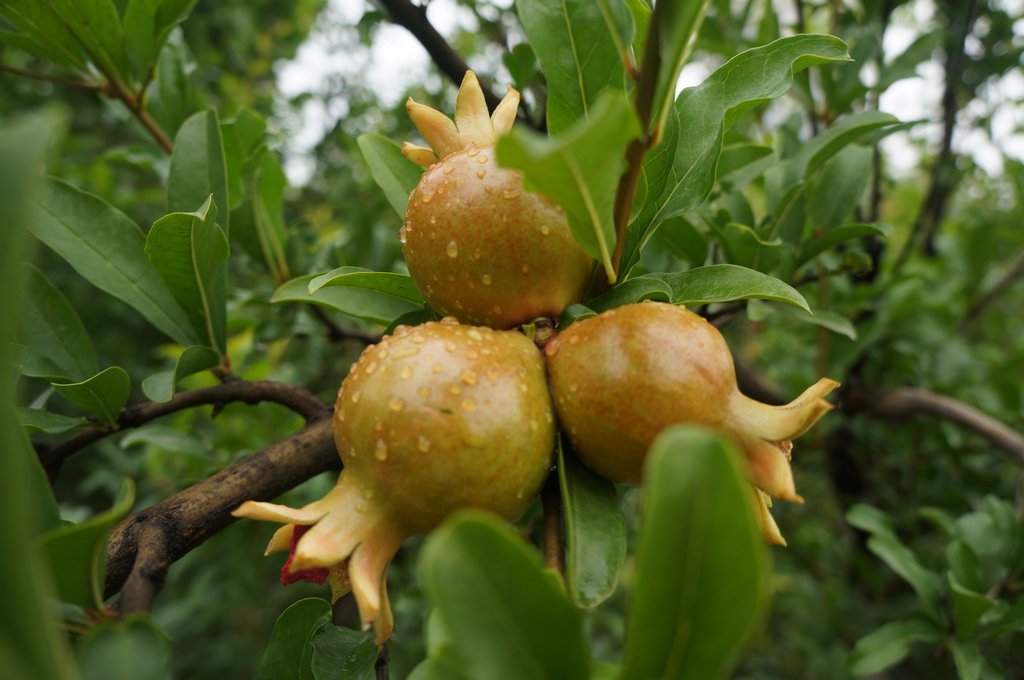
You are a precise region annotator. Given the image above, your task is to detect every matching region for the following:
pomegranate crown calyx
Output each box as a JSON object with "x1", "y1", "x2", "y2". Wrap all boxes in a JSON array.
[{"x1": 402, "y1": 70, "x2": 520, "y2": 167}]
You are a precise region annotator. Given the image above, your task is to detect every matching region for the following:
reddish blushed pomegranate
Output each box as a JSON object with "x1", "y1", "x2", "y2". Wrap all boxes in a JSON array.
[
  {"x1": 234, "y1": 319, "x2": 555, "y2": 641},
  {"x1": 400, "y1": 72, "x2": 593, "y2": 328},
  {"x1": 545, "y1": 301, "x2": 839, "y2": 544}
]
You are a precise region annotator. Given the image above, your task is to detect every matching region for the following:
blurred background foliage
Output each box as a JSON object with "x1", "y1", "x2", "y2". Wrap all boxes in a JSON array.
[{"x1": 3, "y1": 0, "x2": 1024, "y2": 677}]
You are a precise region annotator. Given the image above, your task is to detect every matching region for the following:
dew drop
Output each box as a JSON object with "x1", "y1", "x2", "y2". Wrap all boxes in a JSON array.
[
  {"x1": 418, "y1": 387, "x2": 431, "y2": 399},
  {"x1": 481, "y1": 274, "x2": 492, "y2": 286},
  {"x1": 446, "y1": 241, "x2": 459, "y2": 258},
  {"x1": 422, "y1": 193, "x2": 434, "y2": 204},
  {"x1": 398, "y1": 227, "x2": 407, "y2": 244},
  {"x1": 473, "y1": 249, "x2": 482, "y2": 261},
  {"x1": 362, "y1": 487, "x2": 375, "y2": 500},
  {"x1": 569, "y1": 335, "x2": 580, "y2": 345},
  {"x1": 461, "y1": 398, "x2": 477, "y2": 412},
  {"x1": 348, "y1": 446, "x2": 357, "y2": 458},
  {"x1": 450, "y1": 384, "x2": 462, "y2": 396},
  {"x1": 462, "y1": 370, "x2": 478, "y2": 385},
  {"x1": 433, "y1": 363, "x2": 444, "y2": 374},
  {"x1": 393, "y1": 347, "x2": 420, "y2": 359},
  {"x1": 417, "y1": 435, "x2": 432, "y2": 453},
  {"x1": 365, "y1": 361, "x2": 378, "y2": 375},
  {"x1": 374, "y1": 420, "x2": 384, "y2": 432},
  {"x1": 516, "y1": 490, "x2": 524, "y2": 500},
  {"x1": 356, "y1": 503, "x2": 367, "y2": 513},
  {"x1": 430, "y1": 216, "x2": 437, "y2": 225},
  {"x1": 412, "y1": 335, "x2": 426, "y2": 344},
  {"x1": 400, "y1": 366, "x2": 413, "y2": 379},
  {"x1": 486, "y1": 369, "x2": 499, "y2": 382},
  {"x1": 530, "y1": 419, "x2": 538, "y2": 432},
  {"x1": 443, "y1": 165, "x2": 454, "y2": 175},
  {"x1": 455, "y1": 300, "x2": 464, "y2": 310},
  {"x1": 445, "y1": 341, "x2": 456, "y2": 352},
  {"x1": 466, "y1": 146, "x2": 479, "y2": 157},
  {"x1": 521, "y1": 263, "x2": 530, "y2": 273},
  {"x1": 570, "y1": 384, "x2": 579, "y2": 393},
  {"x1": 502, "y1": 189, "x2": 521, "y2": 200},
  {"x1": 467, "y1": 329, "x2": 483, "y2": 341},
  {"x1": 540, "y1": 225, "x2": 550, "y2": 235},
  {"x1": 378, "y1": 349, "x2": 389, "y2": 359},
  {"x1": 440, "y1": 316, "x2": 459, "y2": 325},
  {"x1": 389, "y1": 397, "x2": 405, "y2": 412},
  {"x1": 351, "y1": 390, "x2": 361, "y2": 403},
  {"x1": 476, "y1": 169, "x2": 487, "y2": 179},
  {"x1": 467, "y1": 350, "x2": 479, "y2": 360},
  {"x1": 374, "y1": 439, "x2": 388, "y2": 461},
  {"x1": 492, "y1": 305, "x2": 502, "y2": 315},
  {"x1": 477, "y1": 155, "x2": 488, "y2": 164}
]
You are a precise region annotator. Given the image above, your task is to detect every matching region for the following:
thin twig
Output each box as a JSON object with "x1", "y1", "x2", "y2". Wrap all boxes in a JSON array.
[
  {"x1": 37, "y1": 380, "x2": 330, "y2": 475},
  {"x1": 541, "y1": 474, "x2": 565, "y2": 577},
  {"x1": 0, "y1": 63, "x2": 109, "y2": 92},
  {"x1": 104, "y1": 418, "x2": 339, "y2": 599},
  {"x1": 957, "y1": 249, "x2": 1024, "y2": 332},
  {"x1": 847, "y1": 386, "x2": 1024, "y2": 465}
]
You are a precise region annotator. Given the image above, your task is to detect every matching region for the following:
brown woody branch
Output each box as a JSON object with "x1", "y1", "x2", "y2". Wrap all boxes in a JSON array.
[
  {"x1": 106, "y1": 418, "x2": 339, "y2": 602},
  {"x1": 376, "y1": 0, "x2": 501, "y2": 111},
  {"x1": 37, "y1": 380, "x2": 330, "y2": 476},
  {"x1": 957, "y1": 249, "x2": 1024, "y2": 332},
  {"x1": 847, "y1": 386, "x2": 1024, "y2": 465}
]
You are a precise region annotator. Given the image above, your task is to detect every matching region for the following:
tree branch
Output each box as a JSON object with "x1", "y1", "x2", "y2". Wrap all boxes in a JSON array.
[
  {"x1": 105, "y1": 418, "x2": 339, "y2": 600},
  {"x1": 38, "y1": 380, "x2": 331, "y2": 475},
  {"x1": 847, "y1": 386, "x2": 1024, "y2": 464},
  {"x1": 957, "y1": 249, "x2": 1024, "y2": 332},
  {"x1": 376, "y1": 0, "x2": 501, "y2": 111}
]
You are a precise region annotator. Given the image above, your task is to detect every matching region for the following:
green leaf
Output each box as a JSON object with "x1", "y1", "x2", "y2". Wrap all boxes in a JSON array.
[
  {"x1": 848, "y1": 618, "x2": 943, "y2": 676},
  {"x1": 167, "y1": 110, "x2": 229, "y2": 235},
  {"x1": 846, "y1": 504, "x2": 943, "y2": 619},
  {"x1": 624, "y1": 34, "x2": 852, "y2": 273},
  {"x1": 357, "y1": 133, "x2": 423, "y2": 218},
  {"x1": 273, "y1": 274, "x2": 422, "y2": 326},
  {"x1": 796, "y1": 223, "x2": 889, "y2": 267},
  {"x1": 420, "y1": 511, "x2": 589, "y2": 680},
  {"x1": 0, "y1": 1, "x2": 89, "y2": 71},
  {"x1": 309, "y1": 625, "x2": 377, "y2": 680},
  {"x1": 140, "y1": 345, "x2": 221, "y2": 402},
  {"x1": 806, "y1": 145, "x2": 872, "y2": 231},
  {"x1": 982, "y1": 598, "x2": 1024, "y2": 637},
  {"x1": 19, "y1": 263, "x2": 98, "y2": 381},
  {"x1": 788, "y1": 309, "x2": 858, "y2": 340},
  {"x1": 587, "y1": 277, "x2": 672, "y2": 312},
  {"x1": 45, "y1": 0, "x2": 130, "y2": 83},
  {"x1": 622, "y1": 427, "x2": 769, "y2": 680},
  {"x1": 558, "y1": 442, "x2": 626, "y2": 608},
  {"x1": 123, "y1": 0, "x2": 198, "y2": 81},
  {"x1": 948, "y1": 640, "x2": 982, "y2": 680},
  {"x1": 147, "y1": 30, "x2": 196, "y2": 137},
  {"x1": 53, "y1": 366, "x2": 132, "y2": 428},
  {"x1": 383, "y1": 308, "x2": 442, "y2": 336},
  {"x1": 231, "y1": 151, "x2": 291, "y2": 283},
  {"x1": 37, "y1": 479, "x2": 135, "y2": 610},
  {"x1": 145, "y1": 196, "x2": 229, "y2": 354},
  {"x1": 31, "y1": 177, "x2": 197, "y2": 345},
  {"x1": 515, "y1": 0, "x2": 630, "y2": 134},
  {"x1": 260, "y1": 598, "x2": 333, "y2": 680},
  {"x1": 647, "y1": 0, "x2": 711, "y2": 140},
  {"x1": 0, "y1": 108, "x2": 76, "y2": 680},
  {"x1": 948, "y1": 572, "x2": 995, "y2": 639},
  {"x1": 77, "y1": 615, "x2": 171, "y2": 680},
  {"x1": 222, "y1": 107, "x2": 268, "y2": 210},
  {"x1": 309, "y1": 268, "x2": 425, "y2": 305},
  {"x1": 559, "y1": 303, "x2": 596, "y2": 328},
  {"x1": 497, "y1": 91, "x2": 640, "y2": 282},
  {"x1": 655, "y1": 264, "x2": 810, "y2": 312},
  {"x1": 16, "y1": 407, "x2": 88, "y2": 435}
]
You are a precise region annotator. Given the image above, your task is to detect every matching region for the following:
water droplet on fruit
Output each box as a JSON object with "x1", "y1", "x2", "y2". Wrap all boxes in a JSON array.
[
  {"x1": 418, "y1": 387, "x2": 431, "y2": 399},
  {"x1": 467, "y1": 349, "x2": 479, "y2": 359},
  {"x1": 450, "y1": 384, "x2": 462, "y2": 396},
  {"x1": 486, "y1": 369, "x2": 499, "y2": 382},
  {"x1": 362, "y1": 487, "x2": 374, "y2": 500},
  {"x1": 462, "y1": 370, "x2": 478, "y2": 385},
  {"x1": 393, "y1": 347, "x2": 420, "y2": 359},
  {"x1": 374, "y1": 439, "x2": 388, "y2": 461},
  {"x1": 430, "y1": 216, "x2": 437, "y2": 225},
  {"x1": 461, "y1": 398, "x2": 477, "y2": 412},
  {"x1": 365, "y1": 361, "x2": 378, "y2": 375},
  {"x1": 544, "y1": 338, "x2": 560, "y2": 357},
  {"x1": 422, "y1": 193, "x2": 434, "y2": 204},
  {"x1": 502, "y1": 189, "x2": 520, "y2": 200},
  {"x1": 398, "y1": 227, "x2": 407, "y2": 244},
  {"x1": 473, "y1": 249, "x2": 481, "y2": 261},
  {"x1": 530, "y1": 419, "x2": 538, "y2": 431},
  {"x1": 476, "y1": 169, "x2": 487, "y2": 179},
  {"x1": 378, "y1": 349, "x2": 389, "y2": 359},
  {"x1": 432, "y1": 363, "x2": 443, "y2": 374},
  {"x1": 540, "y1": 225, "x2": 550, "y2": 235},
  {"x1": 441, "y1": 316, "x2": 458, "y2": 325},
  {"x1": 467, "y1": 146, "x2": 479, "y2": 157},
  {"x1": 570, "y1": 384, "x2": 579, "y2": 393},
  {"x1": 445, "y1": 341, "x2": 456, "y2": 352},
  {"x1": 455, "y1": 300, "x2": 464, "y2": 309},
  {"x1": 389, "y1": 397, "x2": 405, "y2": 412},
  {"x1": 400, "y1": 366, "x2": 413, "y2": 379},
  {"x1": 477, "y1": 155, "x2": 488, "y2": 164},
  {"x1": 443, "y1": 166, "x2": 454, "y2": 175},
  {"x1": 356, "y1": 503, "x2": 367, "y2": 513},
  {"x1": 521, "y1": 263, "x2": 530, "y2": 273},
  {"x1": 568, "y1": 335, "x2": 580, "y2": 345},
  {"x1": 467, "y1": 329, "x2": 483, "y2": 341},
  {"x1": 351, "y1": 391, "x2": 361, "y2": 403},
  {"x1": 481, "y1": 274, "x2": 492, "y2": 286},
  {"x1": 516, "y1": 489, "x2": 524, "y2": 500},
  {"x1": 374, "y1": 420, "x2": 384, "y2": 432},
  {"x1": 417, "y1": 436, "x2": 432, "y2": 453},
  {"x1": 446, "y1": 241, "x2": 458, "y2": 258},
  {"x1": 412, "y1": 335, "x2": 426, "y2": 344},
  {"x1": 492, "y1": 305, "x2": 502, "y2": 315}
]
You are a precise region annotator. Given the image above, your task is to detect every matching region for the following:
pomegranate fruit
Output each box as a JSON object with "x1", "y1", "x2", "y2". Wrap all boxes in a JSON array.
[
  {"x1": 234, "y1": 319, "x2": 555, "y2": 641},
  {"x1": 545, "y1": 302, "x2": 839, "y2": 544},
  {"x1": 400, "y1": 71, "x2": 593, "y2": 328}
]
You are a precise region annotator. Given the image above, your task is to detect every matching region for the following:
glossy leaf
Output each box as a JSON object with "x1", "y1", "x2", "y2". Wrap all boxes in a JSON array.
[
  {"x1": 848, "y1": 619, "x2": 943, "y2": 676},
  {"x1": 357, "y1": 133, "x2": 423, "y2": 218},
  {"x1": 123, "y1": 0, "x2": 199, "y2": 81},
  {"x1": 647, "y1": 0, "x2": 711, "y2": 140},
  {"x1": 145, "y1": 196, "x2": 229, "y2": 354},
  {"x1": 19, "y1": 263, "x2": 98, "y2": 381},
  {"x1": 622, "y1": 427, "x2": 768, "y2": 680},
  {"x1": 515, "y1": 0, "x2": 631, "y2": 134},
  {"x1": 420, "y1": 511, "x2": 589, "y2": 680},
  {"x1": 949, "y1": 640, "x2": 982, "y2": 680},
  {"x1": 259, "y1": 598, "x2": 333, "y2": 680},
  {"x1": 0, "y1": 1, "x2": 89, "y2": 71},
  {"x1": 31, "y1": 178, "x2": 197, "y2": 345},
  {"x1": 497, "y1": 91, "x2": 641, "y2": 282},
  {"x1": 790, "y1": 309, "x2": 858, "y2": 340},
  {"x1": 558, "y1": 442, "x2": 626, "y2": 608},
  {"x1": 309, "y1": 267, "x2": 425, "y2": 304},
  {"x1": 654, "y1": 264, "x2": 810, "y2": 312},
  {"x1": 587, "y1": 277, "x2": 672, "y2": 312},
  {"x1": 16, "y1": 408, "x2": 88, "y2": 435},
  {"x1": 141, "y1": 345, "x2": 221, "y2": 402},
  {"x1": 77, "y1": 616, "x2": 171, "y2": 680},
  {"x1": 53, "y1": 366, "x2": 132, "y2": 428},
  {"x1": 948, "y1": 572, "x2": 995, "y2": 639},
  {"x1": 309, "y1": 625, "x2": 377, "y2": 680},
  {"x1": 796, "y1": 223, "x2": 888, "y2": 267},
  {"x1": 559, "y1": 303, "x2": 596, "y2": 327},
  {"x1": 221, "y1": 107, "x2": 268, "y2": 210},
  {"x1": 231, "y1": 151, "x2": 291, "y2": 283},
  {"x1": 273, "y1": 274, "x2": 422, "y2": 326},
  {"x1": 167, "y1": 110, "x2": 229, "y2": 235},
  {"x1": 46, "y1": 0, "x2": 130, "y2": 83},
  {"x1": 147, "y1": 30, "x2": 196, "y2": 137},
  {"x1": 37, "y1": 479, "x2": 135, "y2": 610},
  {"x1": 623, "y1": 34, "x2": 851, "y2": 273},
  {"x1": 806, "y1": 145, "x2": 872, "y2": 231}
]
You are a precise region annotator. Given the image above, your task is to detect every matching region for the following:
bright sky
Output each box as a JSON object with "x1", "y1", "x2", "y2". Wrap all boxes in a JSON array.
[{"x1": 275, "y1": 0, "x2": 1024, "y2": 185}]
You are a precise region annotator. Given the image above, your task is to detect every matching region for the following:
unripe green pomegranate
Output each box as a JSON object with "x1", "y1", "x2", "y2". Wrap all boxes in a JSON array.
[
  {"x1": 234, "y1": 319, "x2": 555, "y2": 641},
  {"x1": 400, "y1": 71, "x2": 593, "y2": 328},
  {"x1": 545, "y1": 301, "x2": 839, "y2": 545}
]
